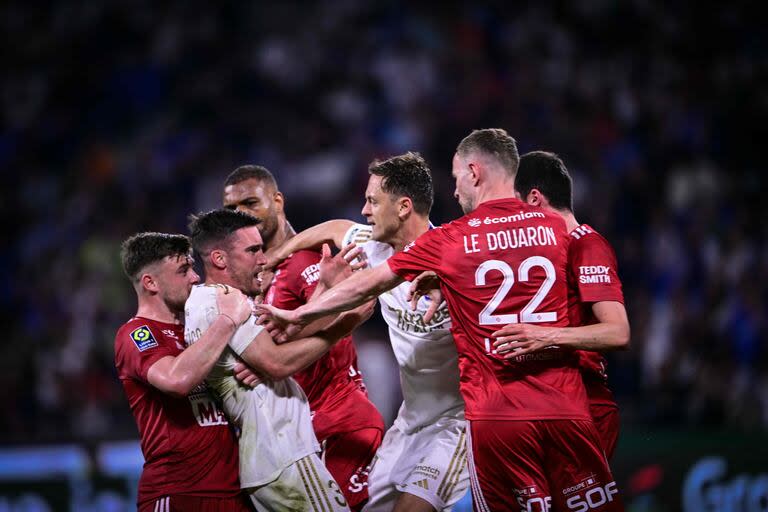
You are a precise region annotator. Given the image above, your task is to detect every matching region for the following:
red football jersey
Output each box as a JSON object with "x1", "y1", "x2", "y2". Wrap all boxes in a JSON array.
[
  {"x1": 567, "y1": 224, "x2": 625, "y2": 402},
  {"x1": 388, "y1": 198, "x2": 590, "y2": 421},
  {"x1": 114, "y1": 317, "x2": 240, "y2": 505},
  {"x1": 265, "y1": 249, "x2": 376, "y2": 435}
]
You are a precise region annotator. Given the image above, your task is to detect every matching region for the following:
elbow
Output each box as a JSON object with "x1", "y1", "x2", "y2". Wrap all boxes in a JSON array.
[
  {"x1": 167, "y1": 374, "x2": 200, "y2": 397},
  {"x1": 615, "y1": 325, "x2": 631, "y2": 350}
]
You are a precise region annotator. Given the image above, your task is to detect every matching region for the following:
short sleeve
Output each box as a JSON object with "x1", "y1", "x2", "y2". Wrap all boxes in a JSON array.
[
  {"x1": 386, "y1": 227, "x2": 445, "y2": 282},
  {"x1": 342, "y1": 223, "x2": 373, "y2": 246},
  {"x1": 291, "y1": 251, "x2": 322, "y2": 303},
  {"x1": 569, "y1": 235, "x2": 624, "y2": 304},
  {"x1": 185, "y1": 285, "x2": 265, "y2": 356},
  {"x1": 184, "y1": 286, "x2": 220, "y2": 346},
  {"x1": 229, "y1": 315, "x2": 265, "y2": 356},
  {"x1": 116, "y1": 324, "x2": 177, "y2": 382}
]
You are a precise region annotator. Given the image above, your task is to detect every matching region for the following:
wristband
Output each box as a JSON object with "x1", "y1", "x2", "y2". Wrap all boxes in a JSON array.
[{"x1": 219, "y1": 312, "x2": 237, "y2": 329}]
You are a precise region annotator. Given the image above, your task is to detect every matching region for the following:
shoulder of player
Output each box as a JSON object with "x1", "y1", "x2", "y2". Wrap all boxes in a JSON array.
[
  {"x1": 115, "y1": 318, "x2": 175, "y2": 357},
  {"x1": 186, "y1": 284, "x2": 218, "y2": 310},
  {"x1": 569, "y1": 224, "x2": 612, "y2": 246},
  {"x1": 342, "y1": 222, "x2": 374, "y2": 246},
  {"x1": 568, "y1": 225, "x2": 618, "y2": 260},
  {"x1": 279, "y1": 248, "x2": 321, "y2": 270}
]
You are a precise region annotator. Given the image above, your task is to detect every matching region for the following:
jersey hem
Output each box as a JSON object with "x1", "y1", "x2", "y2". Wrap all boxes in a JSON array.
[
  {"x1": 239, "y1": 445, "x2": 320, "y2": 489},
  {"x1": 394, "y1": 406, "x2": 465, "y2": 435}
]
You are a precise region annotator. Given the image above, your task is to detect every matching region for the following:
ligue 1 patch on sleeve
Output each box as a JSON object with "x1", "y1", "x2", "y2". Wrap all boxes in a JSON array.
[{"x1": 130, "y1": 325, "x2": 159, "y2": 351}]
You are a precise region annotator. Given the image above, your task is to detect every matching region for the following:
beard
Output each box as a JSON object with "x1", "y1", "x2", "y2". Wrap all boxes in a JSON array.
[
  {"x1": 459, "y1": 196, "x2": 475, "y2": 214},
  {"x1": 163, "y1": 290, "x2": 189, "y2": 315},
  {"x1": 231, "y1": 266, "x2": 261, "y2": 297}
]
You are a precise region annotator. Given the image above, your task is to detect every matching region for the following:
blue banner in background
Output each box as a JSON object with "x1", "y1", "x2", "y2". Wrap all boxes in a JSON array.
[{"x1": 0, "y1": 430, "x2": 764, "y2": 511}]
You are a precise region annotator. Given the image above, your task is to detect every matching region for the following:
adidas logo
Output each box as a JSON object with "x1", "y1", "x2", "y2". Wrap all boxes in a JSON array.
[
  {"x1": 468, "y1": 218, "x2": 481, "y2": 227},
  {"x1": 412, "y1": 479, "x2": 429, "y2": 490}
]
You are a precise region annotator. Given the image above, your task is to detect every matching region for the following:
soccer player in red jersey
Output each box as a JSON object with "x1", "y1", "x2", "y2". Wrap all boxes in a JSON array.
[
  {"x1": 258, "y1": 130, "x2": 623, "y2": 511},
  {"x1": 114, "y1": 232, "x2": 253, "y2": 512},
  {"x1": 490, "y1": 151, "x2": 630, "y2": 460},
  {"x1": 223, "y1": 166, "x2": 384, "y2": 511}
]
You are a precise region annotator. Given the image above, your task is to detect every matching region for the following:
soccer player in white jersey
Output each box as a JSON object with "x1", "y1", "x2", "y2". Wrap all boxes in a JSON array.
[
  {"x1": 266, "y1": 152, "x2": 469, "y2": 512},
  {"x1": 184, "y1": 208, "x2": 373, "y2": 512}
]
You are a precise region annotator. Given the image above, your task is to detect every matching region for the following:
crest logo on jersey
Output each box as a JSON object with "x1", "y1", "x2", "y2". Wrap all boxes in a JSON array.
[
  {"x1": 468, "y1": 218, "x2": 481, "y2": 227},
  {"x1": 130, "y1": 325, "x2": 158, "y2": 351}
]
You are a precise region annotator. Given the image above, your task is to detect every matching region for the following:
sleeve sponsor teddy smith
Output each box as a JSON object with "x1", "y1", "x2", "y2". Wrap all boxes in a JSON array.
[
  {"x1": 578, "y1": 266, "x2": 612, "y2": 284},
  {"x1": 301, "y1": 263, "x2": 320, "y2": 286},
  {"x1": 188, "y1": 384, "x2": 229, "y2": 427}
]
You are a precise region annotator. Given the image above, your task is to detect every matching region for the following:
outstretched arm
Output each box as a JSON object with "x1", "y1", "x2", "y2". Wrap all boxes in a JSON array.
[
  {"x1": 258, "y1": 263, "x2": 403, "y2": 328},
  {"x1": 240, "y1": 300, "x2": 375, "y2": 379},
  {"x1": 266, "y1": 219, "x2": 355, "y2": 269},
  {"x1": 492, "y1": 301, "x2": 630, "y2": 358}
]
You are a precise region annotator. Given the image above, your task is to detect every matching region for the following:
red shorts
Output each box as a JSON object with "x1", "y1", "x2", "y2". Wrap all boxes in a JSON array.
[
  {"x1": 138, "y1": 493, "x2": 251, "y2": 512},
  {"x1": 314, "y1": 388, "x2": 385, "y2": 511},
  {"x1": 589, "y1": 401, "x2": 620, "y2": 460},
  {"x1": 467, "y1": 420, "x2": 623, "y2": 512},
  {"x1": 323, "y1": 427, "x2": 383, "y2": 511}
]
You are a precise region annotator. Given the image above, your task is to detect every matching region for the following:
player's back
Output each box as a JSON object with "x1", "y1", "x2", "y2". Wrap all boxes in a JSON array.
[
  {"x1": 388, "y1": 198, "x2": 590, "y2": 422},
  {"x1": 184, "y1": 285, "x2": 319, "y2": 488}
]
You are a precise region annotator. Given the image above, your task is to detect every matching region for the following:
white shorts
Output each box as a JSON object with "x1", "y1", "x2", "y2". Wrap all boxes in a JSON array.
[
  {"x1": 364, "y1": 416, "x2": 469, "y2": 512},
  {"x1": 248, "y1": 454, "x2": 350, "y2": 512}
]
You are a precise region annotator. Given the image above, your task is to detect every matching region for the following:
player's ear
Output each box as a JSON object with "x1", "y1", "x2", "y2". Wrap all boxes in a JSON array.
[
  {"x1": 527, "y1": 189, "x2": 549, "y2": 208},
  {"x1": 210, "y1": 249, "x2": 227, "y2": 270},
  {"x1": 273, "y1": 191, "x2": 285, "y2": 213},
  {"x1": 526, "y1": 189, "x2": 539, "y2": 206},
  {"x1": 140, "y1": 273, "x2": 159, "y2": 294},
  {"x1": 397, "y1": 197, "x2": 413, "y2": 219},
  {"x1": 468, "y1": 162, "x2": 481, "y2": 186}
]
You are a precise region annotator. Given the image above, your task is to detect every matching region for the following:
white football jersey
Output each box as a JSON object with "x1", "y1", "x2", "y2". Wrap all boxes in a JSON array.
[
  {"x1": 343, "y1": 224, "x2": 464, "y2": 433},
  {"x1": 184, "y1": 284, "x2": 319, "y2": 488}
]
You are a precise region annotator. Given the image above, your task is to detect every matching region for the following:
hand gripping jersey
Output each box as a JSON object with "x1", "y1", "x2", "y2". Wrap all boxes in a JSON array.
[
  {"x1": 342, "y1": 224, "x2": 464, "y2": 433},
  {"x1": 184, "y1": 285, "x2": 319, "y2": 488},
  {"x1": 114, "y1": 318, "x2": 240, "y2": 505},
  {"x1": 568, "y1": 224, "x2": 625, "y2": 402},
  {"x1": 387, "y1": 198, "x2": 590, "y2": 422}
]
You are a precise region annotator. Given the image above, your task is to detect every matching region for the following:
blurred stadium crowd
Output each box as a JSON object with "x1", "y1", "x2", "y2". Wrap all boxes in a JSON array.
[{"x1": 3, "y1": 1, "x2": 766, "y2": 443}]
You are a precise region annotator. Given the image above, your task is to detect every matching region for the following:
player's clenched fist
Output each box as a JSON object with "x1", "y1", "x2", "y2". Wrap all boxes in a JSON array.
[{"x1": 215, "y1": 285, "x2": 251, "y2": 326}]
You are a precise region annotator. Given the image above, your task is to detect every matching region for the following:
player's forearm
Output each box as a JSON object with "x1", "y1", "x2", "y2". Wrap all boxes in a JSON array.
[
  {"x1": 285, "y1": 314, "x2": 337, "y2": 340},
  {"x1": 257, "y1": 335, "x2": 335, "y2": 379},
  {"x1": 163, "y1": 316, "x2": 237, "y2": 395},
  {"x1": 274, "y1": 220, "x2": 354, "y2": 261},
  {"x1": 267, "y1": 305, "x2": 369, "y2": 377},
  {"x1": 296, "y1": 266, "x2": 397, "y2": 323},
  {"x1": 551, "y1": 322, "x2": 630, "y2": 351}
]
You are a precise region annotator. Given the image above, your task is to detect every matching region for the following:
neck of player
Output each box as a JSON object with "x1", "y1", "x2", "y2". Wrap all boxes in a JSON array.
[
  {"x1": 391, "y1": 217, "x2": 431, "y2": 252},
  {"x1": 558, "y1": 210, "x2": 579, "y2": 232},
  {"x1": 264, "y1": 215, "x2": 296, "y2": 253},
  {"x1": 136, "y1": 299, "x2": 183, "y2": 325}
]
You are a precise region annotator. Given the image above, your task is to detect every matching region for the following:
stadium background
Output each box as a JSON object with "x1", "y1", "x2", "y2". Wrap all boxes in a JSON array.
[{"x1": 2, "y1": 2, "x2": 765, "y2": 511}]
